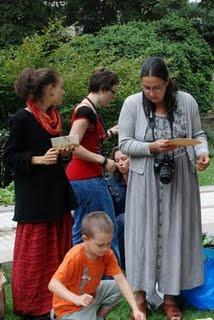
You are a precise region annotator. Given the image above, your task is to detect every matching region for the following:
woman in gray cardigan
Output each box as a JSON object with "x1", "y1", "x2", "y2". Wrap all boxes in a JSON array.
[{"x1": 118, "y1": 57, "x2": 209, "y2": 320}]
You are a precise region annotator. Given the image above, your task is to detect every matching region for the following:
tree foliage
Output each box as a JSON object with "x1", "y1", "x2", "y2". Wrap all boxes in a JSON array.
[
  {"x1": 0, "y1": 0, "x2": 213, "y2": 52},
  {"x1": 179, "y1": 1, "x2": 214, "y2": 50},
  {"x1": 65, "y1": 0, "x2": 188, "y2": 33},
  {"x1": 0, "y1": 0, "x2": 66, "y2": 47},
  {"x1": 0, "y1": 16, "x2": 212, "y2": 122},
  {"x1": 0, "y1": 0, "x2": 47, "y2": 47},
  {"x1": 0, "y1": 16, "x2": 213, "y2": 186}
]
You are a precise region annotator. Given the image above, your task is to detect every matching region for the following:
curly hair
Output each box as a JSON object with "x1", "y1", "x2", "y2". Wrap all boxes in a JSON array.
[{"x1": 14, "y1": 67, "x2": 60, "y2": 102}]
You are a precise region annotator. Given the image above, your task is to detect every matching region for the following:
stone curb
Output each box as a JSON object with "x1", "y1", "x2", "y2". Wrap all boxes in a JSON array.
[
  {"x1": 200, "y1": 185, "x2": 214, "y2": 193},
  {"x1": 0, "y1": 205, "x2": 14, "y2": 213}
]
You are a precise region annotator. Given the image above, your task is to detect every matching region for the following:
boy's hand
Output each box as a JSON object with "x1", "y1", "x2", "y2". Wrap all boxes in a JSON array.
[
  {"x1": 132, "y1": 308, "x2": 146, "y2": 320},
  {"x1": 76, "y1": 293, "x2": 94, "y2": 307}
]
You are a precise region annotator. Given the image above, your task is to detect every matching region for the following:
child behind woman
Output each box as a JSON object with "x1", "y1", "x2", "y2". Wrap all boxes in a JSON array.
[{"x1": 107, "y1": 146, "x2": 130, "y2": 270}]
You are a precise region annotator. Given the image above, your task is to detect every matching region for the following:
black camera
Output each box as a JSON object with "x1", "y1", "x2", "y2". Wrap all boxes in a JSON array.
[{"x1": 154, "y1": 154, "x2": 175, "y2": 184}]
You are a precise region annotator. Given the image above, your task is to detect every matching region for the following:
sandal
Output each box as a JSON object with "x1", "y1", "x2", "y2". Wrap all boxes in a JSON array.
[
  {"x1": 163, "y1": 303, "x2": 182, "y2": 320},
  {"x1": 131, "y1": 300, "x2": 147, "y2": 319}
]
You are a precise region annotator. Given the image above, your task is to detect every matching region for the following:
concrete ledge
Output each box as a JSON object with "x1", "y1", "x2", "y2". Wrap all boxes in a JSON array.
[
  {"x1": 200, "y1": 185, "x2": 214, "y2": 193},
  {"x1": 0, "y1": 205, "x2": 14, "y2": 213}
]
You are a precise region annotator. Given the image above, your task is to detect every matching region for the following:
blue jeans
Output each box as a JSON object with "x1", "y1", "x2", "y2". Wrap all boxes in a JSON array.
[
  {"x1": 117, "y1": 213, "x2": 125, "y2": 270},
  {"x1": 70, "y1": 177, "x2": 120, "y2": 261}
]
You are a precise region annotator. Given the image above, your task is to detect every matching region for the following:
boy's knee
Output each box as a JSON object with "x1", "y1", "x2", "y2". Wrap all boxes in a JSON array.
[{"x1": 100, "y1": 280, "x2": 122, "y2": 306}]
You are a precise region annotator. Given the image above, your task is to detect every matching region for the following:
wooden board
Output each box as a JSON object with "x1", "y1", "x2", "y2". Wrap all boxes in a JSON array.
[{"x1": 169, "y1": 138, "x2": 201, "y2": 146}]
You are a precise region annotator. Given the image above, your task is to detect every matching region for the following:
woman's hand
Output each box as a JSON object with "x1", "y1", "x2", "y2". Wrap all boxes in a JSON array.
[
  {"x1": 59, "y1": 147, "x2": 71, "y2": 158},
  {"x1": 110, "y1": 124, "x2": 119, "y2": 135},
  {"x1": 42, "y1": 148, "x2": 59, "y2": 165},
  {"x1": 59, "y1": 145, "x2": 78, "y2": 158},
  {"x1": 31, "y1": 148, "x2": 59, "y2": 165},
  {"x1": 149, "y1": 139, "x2": 177, "y2": 153},
  {"x1": 107, "y1": 124, "x2": 119, "y2": 138},
  {"x1": 104, "y1": 158, "x2": 116, "y2": 173},
  {"x1": 196, "y1": 154, "x2": 210, "y2": 171}
]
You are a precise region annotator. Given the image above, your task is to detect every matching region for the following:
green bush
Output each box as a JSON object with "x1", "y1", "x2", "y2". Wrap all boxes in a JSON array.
[
  {"x1": 0, "y1": 129, "x2": 13, "y2": 188},
  {"x1": 0, "y1": 16, "x2": 213, "y2": 184},
  {"x1": 0, "y1": 181, "x2": 14, "y2": 205}
]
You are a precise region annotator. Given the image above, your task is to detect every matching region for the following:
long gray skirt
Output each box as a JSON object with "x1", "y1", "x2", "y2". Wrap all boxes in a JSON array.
[{"x1": 125, "y1": 152, "x2": 204, "y2": 302}]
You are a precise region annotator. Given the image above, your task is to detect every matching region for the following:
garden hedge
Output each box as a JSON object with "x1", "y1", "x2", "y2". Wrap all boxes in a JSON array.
[{"x1": 0, "y1": 15, "x2": 213, "y2": 186}]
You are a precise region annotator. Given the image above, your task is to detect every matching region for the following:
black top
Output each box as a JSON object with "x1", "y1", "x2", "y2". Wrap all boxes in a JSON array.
[
  {"x1": 75, "y1": 106, "x2": 97, "y2": 124},
  {"x1": 4, "y1": 109, "x2": 77, "y2": 223}
]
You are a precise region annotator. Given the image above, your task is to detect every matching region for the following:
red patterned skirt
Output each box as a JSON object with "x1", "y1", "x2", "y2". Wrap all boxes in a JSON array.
[{"x1": 12, "y1": 212, "x2": 72, "y2": 316}]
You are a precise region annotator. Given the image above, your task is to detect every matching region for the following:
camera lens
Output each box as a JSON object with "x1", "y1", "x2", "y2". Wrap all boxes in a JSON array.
[{"x1": 159, "y1": 165, "x2": 172, "y2": 184}]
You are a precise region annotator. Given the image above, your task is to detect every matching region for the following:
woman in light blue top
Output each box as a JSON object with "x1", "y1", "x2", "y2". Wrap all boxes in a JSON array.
[{"x1": 118, "y1": 57, "x2": 210, "y2": 320}]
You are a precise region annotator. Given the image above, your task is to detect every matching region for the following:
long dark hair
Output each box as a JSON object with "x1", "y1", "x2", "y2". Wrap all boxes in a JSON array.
[{"x1": 140, "y1": 57, "x2": 178, "y2": 123}]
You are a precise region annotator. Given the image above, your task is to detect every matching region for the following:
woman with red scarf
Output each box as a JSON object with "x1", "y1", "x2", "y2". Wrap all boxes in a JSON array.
[{"x1": 4, "y1": 68, "x2": 77, "y2": 319}]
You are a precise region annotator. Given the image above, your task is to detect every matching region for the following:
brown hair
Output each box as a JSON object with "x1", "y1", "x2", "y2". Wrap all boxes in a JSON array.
[
  {"x1": 110, "y1": 146, "x2": 124, "y2": 181},
  {"x1": 88, "y1": 67, "x2": 119, "y2": 93},
  {"x1": 14, "y1": 67, "x2": 60, "y2": 102},
  {"x1": 81, "y1": 211, "x2": 113, "y2": 238}
]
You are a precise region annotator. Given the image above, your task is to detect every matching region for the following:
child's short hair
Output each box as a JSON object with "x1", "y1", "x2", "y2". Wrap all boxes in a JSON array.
[{"x1": 81, "y1": 212, "x2": 113, "y2": 238}]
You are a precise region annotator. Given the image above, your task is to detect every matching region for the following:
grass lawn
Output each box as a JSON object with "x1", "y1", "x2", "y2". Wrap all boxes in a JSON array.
[
  {"x1": 107, "y1": 299, "x2": 214, "y2": 320},
  {"x1": 2, "y1": 264, "x2": 20, "y2": 320},
  {"x1": 2, "y1": 264, "x2": 214, "y2": 320}
]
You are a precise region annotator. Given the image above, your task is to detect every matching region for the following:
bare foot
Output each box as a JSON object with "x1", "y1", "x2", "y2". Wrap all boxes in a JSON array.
[{"x1": 163, "y1": 295, "x2": 182, "y2": 320}]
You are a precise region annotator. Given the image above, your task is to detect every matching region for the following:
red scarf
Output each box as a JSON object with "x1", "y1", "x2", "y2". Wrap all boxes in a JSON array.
[{"x1": 27, "y1": 98, "x2": 62, "y2": 136}]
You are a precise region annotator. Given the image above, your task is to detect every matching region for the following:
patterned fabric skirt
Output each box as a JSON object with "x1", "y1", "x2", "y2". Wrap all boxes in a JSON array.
[{"x1": 12, "y1": 212, "x2": 72, "y2": 316}]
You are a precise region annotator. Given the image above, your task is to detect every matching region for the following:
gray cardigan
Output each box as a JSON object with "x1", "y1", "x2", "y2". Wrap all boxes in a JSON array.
[{"x1": 118, "y1": 91, "x2": 208, "y2": 174}]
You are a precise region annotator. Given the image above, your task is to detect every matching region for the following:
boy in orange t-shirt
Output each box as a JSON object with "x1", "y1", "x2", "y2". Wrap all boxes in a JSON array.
[{"x1": 48, "y1": 212, "x2": 145, "y2": 320}]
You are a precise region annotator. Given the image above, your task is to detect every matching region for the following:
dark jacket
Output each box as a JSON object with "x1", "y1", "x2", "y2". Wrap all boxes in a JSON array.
[
  {"x1": 4, "y1": 109, "x2": 77, "y2": 223},
  {"x1": 106, "y1": 175, "x2": 126, "y2": 216}
]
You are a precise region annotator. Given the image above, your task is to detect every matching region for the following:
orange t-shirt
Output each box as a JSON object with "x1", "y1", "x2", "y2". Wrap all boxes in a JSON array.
[{"x1": 52, "y1": 243, "x2": 121, "y2": 319}]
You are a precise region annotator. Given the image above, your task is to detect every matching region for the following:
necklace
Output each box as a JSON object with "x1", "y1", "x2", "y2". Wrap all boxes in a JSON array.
[
  {"x1": 85, "y1": 96, "x2": 97, "y2": 111},
  {"x1": 85, "y1": 96, "x2": 107, "y2": 135}
]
